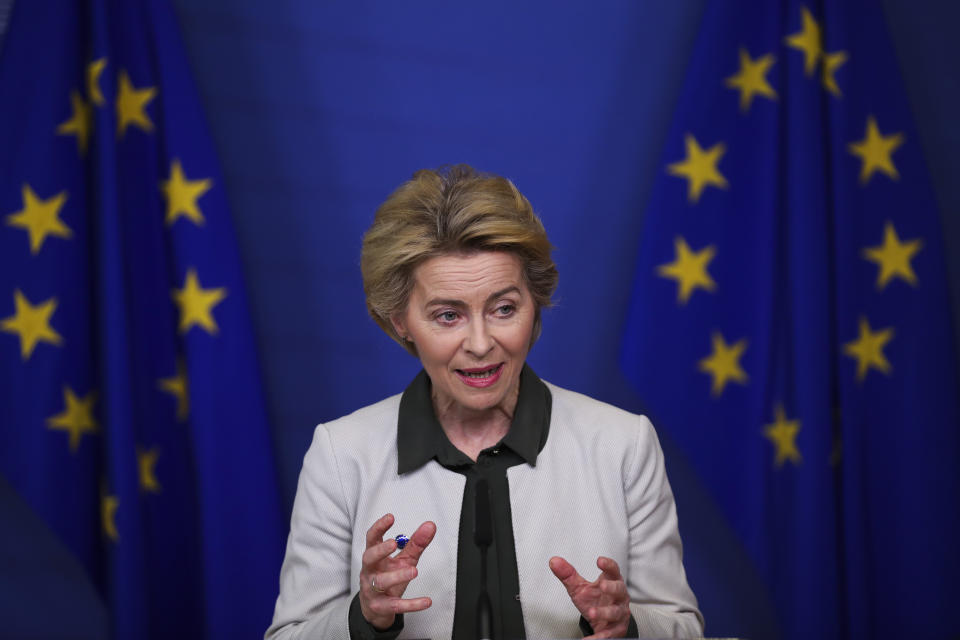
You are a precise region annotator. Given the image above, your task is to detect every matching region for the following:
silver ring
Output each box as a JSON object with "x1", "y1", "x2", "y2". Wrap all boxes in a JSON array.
[{"x1": 371, "y1": 576, "x2": 385, "y2": 593}]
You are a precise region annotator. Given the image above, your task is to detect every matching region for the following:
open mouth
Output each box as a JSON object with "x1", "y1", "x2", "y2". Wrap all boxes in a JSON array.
[
  {"x1": 455, "y1": 364, "x2": 504, "y2": 386},
  {"x1": 457, "y1": 364, "x2": 502, "y2": 378}
]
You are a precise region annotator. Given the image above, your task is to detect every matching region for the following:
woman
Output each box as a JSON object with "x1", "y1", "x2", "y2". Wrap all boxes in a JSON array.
[{"x1": 266, "y1": 166, "x2": 703, "y2": 639}]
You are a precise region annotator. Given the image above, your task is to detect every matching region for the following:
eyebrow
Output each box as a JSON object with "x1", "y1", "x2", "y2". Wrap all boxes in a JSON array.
[{"x1": 425, "y1": 286, "x2": 521, "y2": 308}]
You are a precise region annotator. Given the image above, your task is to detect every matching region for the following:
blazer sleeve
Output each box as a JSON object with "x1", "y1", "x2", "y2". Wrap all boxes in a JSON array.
[
  {"x1": 265, "y1": 424, "x2": 355, "y2": 640},
  {"x1": 625, "y1": 415, "x2": 705, "y2": 638}
]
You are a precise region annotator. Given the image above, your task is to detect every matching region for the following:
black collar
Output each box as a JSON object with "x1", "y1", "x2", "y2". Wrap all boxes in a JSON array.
[{"x1": 397, "y1": 364, "x2": 551, "y2": 474}]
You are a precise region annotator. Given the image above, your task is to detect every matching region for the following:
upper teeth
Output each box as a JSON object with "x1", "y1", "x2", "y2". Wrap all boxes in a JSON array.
[{"x1": 464, "y1": 368, "x2": 496, "y2": 378}]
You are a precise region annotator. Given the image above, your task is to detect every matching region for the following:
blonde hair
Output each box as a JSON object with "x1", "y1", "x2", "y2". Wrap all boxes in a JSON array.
[{"x1": 361, "y1": 165, "x2": 558, "y2": 355}]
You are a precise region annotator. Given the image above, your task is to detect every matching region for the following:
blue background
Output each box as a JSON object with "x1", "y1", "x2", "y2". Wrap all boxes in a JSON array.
[{"x1": 1, "y1": 1, "x2": 957, "y2": 637}]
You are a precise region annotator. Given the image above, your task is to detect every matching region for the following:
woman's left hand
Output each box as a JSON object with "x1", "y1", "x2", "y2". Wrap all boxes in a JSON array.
[{"x1": 549, "y1": 555, "x2": 630, "y2": 639}]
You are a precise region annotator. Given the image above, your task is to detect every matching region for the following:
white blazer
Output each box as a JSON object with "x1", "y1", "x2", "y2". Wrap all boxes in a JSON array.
[{"x1": 266, "y1": 383, "x2": 704, "y2": 639}]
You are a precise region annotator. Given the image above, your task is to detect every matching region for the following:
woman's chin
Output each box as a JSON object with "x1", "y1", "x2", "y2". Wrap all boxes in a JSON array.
[{"x1": 441, "y1": 380, "x2": 516, "y2": 415}]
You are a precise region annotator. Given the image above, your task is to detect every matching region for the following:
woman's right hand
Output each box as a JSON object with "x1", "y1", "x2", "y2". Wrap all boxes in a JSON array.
[{"x1": 359, "y1": 513, "x2": 437, "y2": 630}]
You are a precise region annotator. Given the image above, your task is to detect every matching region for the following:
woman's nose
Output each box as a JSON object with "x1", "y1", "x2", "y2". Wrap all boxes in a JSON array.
[{"x1": 464, "y1": 320, "x2": 494, "y2": 357}]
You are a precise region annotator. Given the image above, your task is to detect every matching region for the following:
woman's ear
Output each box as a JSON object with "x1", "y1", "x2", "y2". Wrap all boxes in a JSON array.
[{"x1": 390, "y1": 313, "x2": 407, "y2": 341}]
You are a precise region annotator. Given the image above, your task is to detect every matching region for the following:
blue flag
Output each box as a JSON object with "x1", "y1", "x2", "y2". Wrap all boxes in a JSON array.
[
  {"x1": 0, "y1": 1, "x2": 284, "y2": 637},
  {"x1": 620, "y1": 1, "x2": 960, "y2": 638}
]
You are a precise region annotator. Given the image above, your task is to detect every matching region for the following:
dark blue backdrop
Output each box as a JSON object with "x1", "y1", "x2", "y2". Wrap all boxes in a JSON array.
[
  {"x1": 2, "y1": 1, "x2": 958, "y2": 638},
  {"x1": 172, "y1": 3, "x2": 958, "y2": 637}
]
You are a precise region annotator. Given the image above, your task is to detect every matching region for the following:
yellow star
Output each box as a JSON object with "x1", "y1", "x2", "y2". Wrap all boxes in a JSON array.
[
  {"x1": 843, "y1": 316, "x2": 894, "y2": 382},
  {"x1": 116, "y1": 70, "x2": 157, "y2": 137},
  {"x1": 137, "y1": 447, "x2": 162, "y2": 493},
  {"x1": 172, "y1": 268, "x2": 227, "y2": 335},
  {"x1": 1, "y1": 289, "x2": 64, "y2": 360},
  {"x1": 657, "y1": 236, "x2": 717, "y2": 304},
  {"x1": 667, "y1": 134, "x2": 728, "y2": 203},
  {"x1": 821, "y1": 50, "x2": 848, "y2": 97},
  {"x1": 763, "y1": 405, "x2": 802, "y2": 467},
  {"x1": 862, "y1": 221, "x2": 922, "y2": 289},
  {"x1": 785, "y1": 6, "x2": 822, "y2": 76},
  {"x1": 158, "y1": 359, "x2": 190, "y2": 421},
  {"x1": 87, "y1": 57, "x2": 107, "y2": 106},
  {"x1": 848, "y1": 116, "x2": 905, "y2": 184},
  {"x1": 56, "y1": 91, "x2": 92, "y2": 155},
  {"x1": 161, "y1": 159, "x2": 212, "y2": 227},
  {"x1": 725, "y1": 47, "x2": 777, "y2": 112},
  {"x1": 5, "y1": 184, "x2": 72, "y2": 254},
  {"x1": 698, "y1": 331, "x2": 748, "y2": 397},
  {"x1": 47, "y1": 386, "x2": 98, "y2": 453},
  {"x1": 101, "y1": 490, "x2": 119, "y2": 542}
]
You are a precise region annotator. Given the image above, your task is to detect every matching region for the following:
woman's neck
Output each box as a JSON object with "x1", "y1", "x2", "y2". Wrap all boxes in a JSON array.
[{"x1": 432, "y1": 388, "x2": 519, "y2": 462}]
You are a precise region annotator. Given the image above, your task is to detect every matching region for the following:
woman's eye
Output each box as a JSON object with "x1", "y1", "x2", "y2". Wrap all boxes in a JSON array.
[
  {"x1": 495, "y1": 304, "x2": 515, "y2": 316},
  {"x1": 437, "y1": 311, "x2": 458, "y2": 323}
]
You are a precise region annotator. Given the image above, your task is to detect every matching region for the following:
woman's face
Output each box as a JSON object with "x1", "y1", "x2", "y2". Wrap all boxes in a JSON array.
[{"x1": 392, "y1": 251, "x2": 536, "y2": 417}]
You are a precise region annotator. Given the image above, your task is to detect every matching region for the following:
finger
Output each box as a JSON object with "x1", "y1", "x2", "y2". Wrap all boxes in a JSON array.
[
  {"x1": 549, "y1": 556, "x2": 586, "y2": 593},
  {"x1": 365, "y1": 513, "x2": 395, "y2": 548},
  {"x1": 396, "y1": 521, "x2": 437, "y2": 564},
  {"x1": 587, "y1": 603, "x2": 628, "y2": 624},
  {"x1": 596, "y1": 556, "x2": 623, "y2": 583},
  {"x1": 370, "y1": 565, "x2": 418, "y2": 593},
  {"x1": 584, "y1": 606, "x2": 630, "y2": 640},
  {"x1": 584, "y1": 630, "x2": 625, "y2": 640},
  {"x1": 598, "y1": 577, "x2": 628, "y2": 601},
  {"x1": 362, "y1": 537, "x2": 398, "y2": 568},
  {"x1": 367, "y1": 596, "x2": 433, "y2": 616}
]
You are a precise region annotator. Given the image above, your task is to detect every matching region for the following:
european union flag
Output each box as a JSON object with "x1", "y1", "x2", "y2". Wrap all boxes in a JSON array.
[
  {"x1": 0, "y1": 1, "x2": 284, "y2": 637},
  {"x1": 620, "y1": 1, "x2": 960, "y2": 638}
]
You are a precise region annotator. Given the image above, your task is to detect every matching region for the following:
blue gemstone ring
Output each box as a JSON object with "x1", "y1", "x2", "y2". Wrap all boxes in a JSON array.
[{"x1": 395, "y1": 534, "x2": 410, "y2": 550}]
